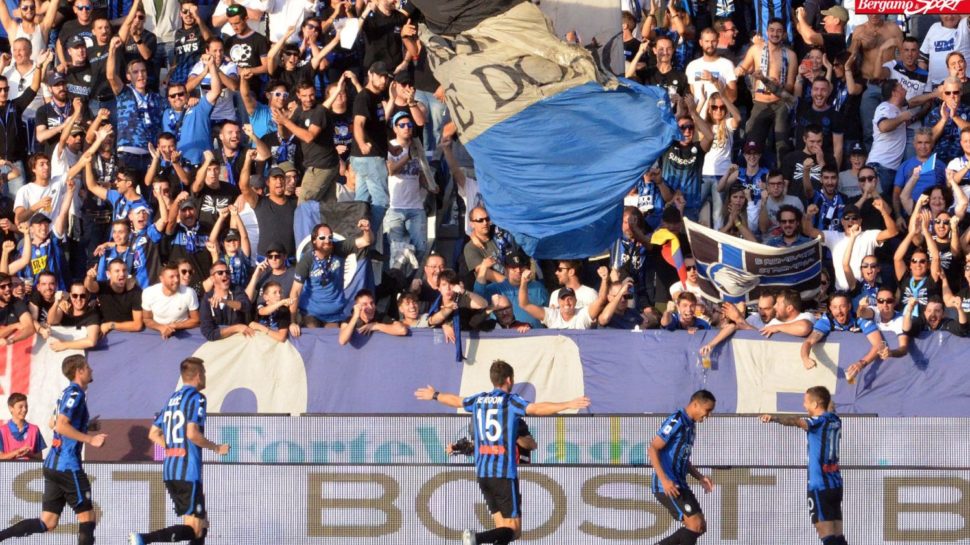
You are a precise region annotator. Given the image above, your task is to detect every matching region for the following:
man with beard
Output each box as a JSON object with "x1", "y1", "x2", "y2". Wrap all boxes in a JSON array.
[
  {"x1": 163, "y1": 193, "x2": 211, "y2": 285},
  {"x1": 765, "y1": 205, "x2": 812, "y2": 248},
  {"x1": 686, "y1": 27, "x2": 737, "y2": 103},
  {"x1": 162, "y1": 54, "x2": 222, "y2": 166},
  {"x1": 84, "y1": 257, "x2": 143, "y2": 335},
  {"x1": 0, "y1": 272, "x2": 33, "y2": 344},
  {"x1": 34, "y1": 73, "x2": 74, "y2": 157},
  {"x1": 794, "y1": 78, "x2": 844, "y2": 168},
  {"x1": 350, "y1": 61, "x2": 392, "y2": 232},
  {"x1": 735, "y1": 18, "x2": 798, "y2": 165},
  {"x1": 289, "y1": 220, "x2": 374, "y2": 334},
  {"x1": 274, "y1": 80, "x2": 339, "y2": 204},
  {"x1": 239, "y1": 157, "x2": 295, "y2": 257},
  {"x1": 519, "y1": 267, "x2": 609, "y2": 330}
]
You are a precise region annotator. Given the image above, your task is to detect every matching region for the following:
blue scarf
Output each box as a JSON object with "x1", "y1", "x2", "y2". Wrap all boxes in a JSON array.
[{"x1": 429, "y1": 294, "x2": 463, "y2": 362}]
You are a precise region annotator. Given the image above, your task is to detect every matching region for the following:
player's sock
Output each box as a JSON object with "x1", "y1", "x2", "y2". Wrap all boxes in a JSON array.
[
  {"x1": 141, "y1": 525, "x2": 196, "y2": 543},
  {"x1": 673, "y1": 528, "x2": 702, "y2": 545},
  {"x1": 77, "y1": 521, "x2": 96, "y2": 545},
  {"x1": 0, "y1": 518, "x2": 47, "y2": 540},
  {"x1": 475, "y1": 528, "x2": 515, "y2": 544}
]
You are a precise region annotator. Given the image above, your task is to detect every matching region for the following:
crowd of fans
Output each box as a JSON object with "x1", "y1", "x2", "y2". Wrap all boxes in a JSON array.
[{"x1": 0, "y1": 0, "x2": 964, "y2": 372}]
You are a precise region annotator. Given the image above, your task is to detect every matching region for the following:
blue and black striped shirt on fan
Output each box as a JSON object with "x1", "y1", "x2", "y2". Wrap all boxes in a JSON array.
[
  {"x1": 651, "y1": 408, "x2": 696, "y2": 494},
  {"x1": 463, "y1": 389, "x2": 528, "y2": 479},
  {"x1": 805, "y1": 412, "x2": 843, "y2": 491},
  {"x1": 45, "y1": 383, "x2": 90, "y2": 472},
  {"x1": 154, "y1": 385, "x2": 208, "y2": 482}
]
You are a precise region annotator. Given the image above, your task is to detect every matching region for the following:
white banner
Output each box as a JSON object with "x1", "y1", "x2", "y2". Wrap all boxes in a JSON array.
[{"x1": 0, "y1": 464, "x2": 967, "y2": 544}]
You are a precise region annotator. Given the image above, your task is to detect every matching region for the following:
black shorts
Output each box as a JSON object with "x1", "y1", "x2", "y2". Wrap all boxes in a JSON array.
[
  {"x1": 42, "y1": 468, "x2": 93, "y2": 515},
  {"x1": 655, "y1": 486, "x2": 703, "y2": 521},
  {"x1": 477, "y1": 477, "x2": 521, "y2": 518},
  {"x1": 166, "y1": 480, "x2": 207, "y2": 518},
  {"x1": 808, "y1": 487, "x2": 843, "y2": 524}
]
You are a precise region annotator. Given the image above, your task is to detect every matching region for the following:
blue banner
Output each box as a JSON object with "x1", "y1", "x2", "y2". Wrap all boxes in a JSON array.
[{"x1": 9, "y1": 329, "x2": 969, "y2": 421}]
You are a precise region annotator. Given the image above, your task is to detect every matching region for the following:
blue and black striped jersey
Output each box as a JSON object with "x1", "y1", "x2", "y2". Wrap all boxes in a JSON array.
[
  {"x1": 805, "y1": 412, "x2": 842, "y2": 491},
  {"x1": 45, "y1": 383, "x2": 89, "y2": 472},
  {"x1": 154, "y1": 385, "x2": 207, "y2": 482},
  {"x1": 463, "y1": 389, "x2": 528, "y2": 479},
  {"x1": 651, "y1": 409, "x2": 696, "y2": 493}
]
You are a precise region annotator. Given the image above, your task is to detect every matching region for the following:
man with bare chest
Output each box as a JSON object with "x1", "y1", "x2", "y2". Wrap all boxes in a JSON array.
[
  {"x1": 736, "y1": 18, "x2": 797, "y2": 165},
  {"x1": 853, "y1": 15, "x2": 905, "y2": 148}
]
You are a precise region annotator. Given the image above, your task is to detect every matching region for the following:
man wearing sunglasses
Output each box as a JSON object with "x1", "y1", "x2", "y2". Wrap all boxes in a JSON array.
[
  {"x1": 857, "y1": 287, "x2": 910, "y2": 358},
  {"x1": 274, "y1": 80, "x2": 340, "y2": 205},
  {"x1": 199, "y1": 261, "x2": 253, "y2": 341},
  {"x1": 288, "y1": 220, "x2": 373, "y2": 336},
  {"x1": 924, "y1": 76, "x2": 970, "y2": 165},
  {"x1": 169, "y1": 0, "x2": 211, "y2": 87},
  {"x1": 246, "y1": 242, "x2": 293, "y2": 303},
  {"x1": 162, "y1": 53, "x2": 222, "y2": 166},
  {"x1": 0, "y1": 272, "x2": 34, "y2": 345},
  {"x1": 55, "y1": 0, "x2": 94, "y2": 69},
  {"x1": 660, "y1": 98, "x2": 713, "y2": 223}
]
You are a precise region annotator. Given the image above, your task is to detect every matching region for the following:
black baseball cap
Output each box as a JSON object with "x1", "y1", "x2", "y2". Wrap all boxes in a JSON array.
[
  {"x1": 369, "y1": 61, "x2": 391, "y2": 76},
  {"x1": 558, "y1": 288, "x2": 577, "y2": 300}
]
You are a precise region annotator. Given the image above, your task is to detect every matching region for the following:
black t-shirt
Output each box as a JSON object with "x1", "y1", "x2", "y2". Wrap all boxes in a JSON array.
[
  {"x1": 60, "y1": 306, "x2": 101, "y2": 328},
  {"x1": 350, "y1": 89, "x2": 388, "y2": 158},
  {"x1": 195, "y1": 182, "x2": 241, "y2": 235},
  {"x1": 0, "y1": 89, "x2": 37, "y2": 163},
  {"x1": 412, "y1": 48, "x2": 439, "y2": 93},
  {"x1": 227, "y1": 31, "x2": 270, "y2": 70},
  {"x1": 0, "y1": 298, "x2": 28, "y2": 325},
  {"x1": 409, "y1": 0, "x2": 519, "y2": 35},
  {"x1": 262, "y1": 131, "x2": 302, "y2": 169},
  {"x1": 96, "y1": 281, "x2": 142, "y2": 323},
  {"x1": 35, "y1": 101, "x2": 74, "y2": 156},
  {"x1": 66, "y1": 62, "x2": 98, "y2": 101},
  {"x1": 329, "y1": 109, "x2": 353, "y2": 158},
  {"x1": 255, "y1": 268, "x2": 295, "y2": 301},
  {"x1": 899, "y1": 272, "x2": 941, "y2": 312},
  {"x1": 623, "y1": 38, "x2": 640, "y2": 63},
  {"x1": 822, "y1": 33, "x2": 847, "y2": 62},
  {"x1": 87, "y1": 43, "x2": 114, "y2": 101},
  {"x1": 276, "y1": 64, "x2": 315, "y2": 92},
  {"x1": 254, "y1": 196, "x2": 297, "y2": 256},
  {"x1": 57, "y1": 20, "x2": 94, "y2": 53},
  {"x1": 292, "y1": 104, "x2": 338, "y2": 169},
  {"x1": 794, "y1": 106, "x2": 845, "y2": 159},
  {"x1": 362, "y1": 8, "x2": 407, "y2": 68},
  {"x1": 29, "y1": 291, "x2": 54, "y2": 324},
  {"x1": 781, "y1": 149, "x2": 838, "y2": 201},
  {"x1": 172, "y1": 25, "x2": 205, "y2": 84},
  {"x1": 213, "y1": 148, "x2": 248, "y2": 187},
  {"x1": 640, "y1": 67, "x2": 688, "y2": 96}
]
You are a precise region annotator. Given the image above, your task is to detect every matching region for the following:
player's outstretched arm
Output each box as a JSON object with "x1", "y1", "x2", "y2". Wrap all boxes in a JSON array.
[
  {"x1": 414, "y1": 385, "x2": 463, "y2": 408},
  {"x1": 187, "y1": 423, "x2": 231, "y2": 455},
  {"x1": 759, "y1": 414, "x2": 808, "y2": 429},
  {"x1": 526, "y1": 396, "x2": 590, "y2": 416},
  {"x1": 54, "y1": 414, "x2": 107, "y2": 447}
]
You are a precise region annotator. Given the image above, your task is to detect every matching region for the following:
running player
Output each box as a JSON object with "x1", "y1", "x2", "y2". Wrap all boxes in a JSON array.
[
  {"x1": 761, "y1": 386, "x2": 847, "y2": 545},
  {"x1": 0, "y1": 355, "x2": 107, "y2": 544},
  {"x1": 649, "y1": 390, "x2": 716, "y2": 545},
  {"x1": 415, "y1": 360, "x2": 589, "y2": 545},
  {"x1": 129, "y1": 357, "x2": 230, "y2": 545}
]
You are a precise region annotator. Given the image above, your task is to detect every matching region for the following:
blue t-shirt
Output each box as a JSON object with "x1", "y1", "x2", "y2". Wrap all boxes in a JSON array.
[
  {"x1": 462, "y1": 388, "x2": 529, "y2": 479},
  {"x1": 894, "y1": 155, "x2": 945, "y2": 198},
  {"x1": 250, "y1": 103, "x2": 276, "y2": 139},
  {"x1": 474, "y1": 280, "x2": 548, "y2": 329},
  {"x1": 805, "y1": 411, "x2": 843, "y2": 491},
  {"x1": 294, "y1": 245, "x2": 355, "y2": 322},
  {"x1": 45, "y1": 383, "x2": 89, "y2": 472},
  {"x1": 163, "y1": 96, "x2": 214, "y2": 166},
  {"x1": 153, "y1": 385, "x2": 207, "y2": 482},
  {"x1": 221, "y1": 251, "x2": 253, "y2": 289},
  {"x1": 19, "y1": 236, "x2": 67, "y2": 290},
  {"x1": 96, "y1": 245, "x2": 136, "y2": 281},
  {"x1": 813, "y1": 313, "x2": 878, "y2": 336},
  {"x1": 116, "y1": 86, "x2": 164, "y2": 151},
  {"x1": 130, "y1": 224, "x2": 163, "y2": 289},
  {"x1": 663, "y1": 312, "x2": 712, "y2": 331},
  {"x1": 651, "y1": 408, "x2": 696, "y2": 493},
  {"x1": 106, "y1": 189, "x2": 150, "y2": 223}
]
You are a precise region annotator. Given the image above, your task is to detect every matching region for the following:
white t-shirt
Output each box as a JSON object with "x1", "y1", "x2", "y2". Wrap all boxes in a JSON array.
[
  {"x1": 685, "y1": 56, "x2": 737, "y2": 101},
  {"x1": 767, "y1": 311, "x2": 816, "y2": 327},
  {"x1": 921, "y1": 22, "x2": 960, "y2": 86},
  {"x1": 141, "y1": 284, "x2": 200, "y2": 324},
  {"x1": 549, "y1": 285, "x2": 598, "y2": 309},
  {"x1": 266, "y1": 0, "x2": 309, "y2": 43},
  {"x1": 823, "y1": 229, "x2": 883, "y2": 291},
  {"x1": 14, "y1": 178, "x2": 67, "y2": 220},
  {"x1": 387, "y1": 139, "x2": 426, "y2": 210},
  {"x1": 2, "y1": 65, "x2": 43, "y2": 118},
  {"x1": 869, "y1": 102, "x2": 906, "y2": 170},
  {"x1": 542, "y1": 306, "x2": 594, "y2": 329},
  {"x1": 874, "y1": 310, "x2": 905, "y2": 335},
  {"x1": 701, "y1": 121, "x2": 737, "y2": 176},
  {"x1": 839, "y1": 170, "x2": 862, "y2": 198},
  {"x1": 946, "y1": 156, "x2": 970, "y2": 201}
]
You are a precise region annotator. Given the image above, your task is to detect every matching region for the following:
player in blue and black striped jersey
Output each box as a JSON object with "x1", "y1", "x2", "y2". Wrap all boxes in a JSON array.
[
  {"x1": 129, "y1": 357, "x2": 230, "y2": 545},
  {"x1": 0, "y1": 355, "x2": 107, "y2": 545},
  {"x1": 761, "y1": 386, "x2": 848, "y2": 545},
  {"x1": 649, "y1": 389, "x2": 716, "y2": 545},
  {"x1": 416, "y1": 359, "x2": 589, "y2": 545}
]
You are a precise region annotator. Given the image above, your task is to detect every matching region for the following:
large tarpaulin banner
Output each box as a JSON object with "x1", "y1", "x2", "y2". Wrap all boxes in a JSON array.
[{"x1": 3, "y1": 328, "x2": 968, "y2": 436}]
